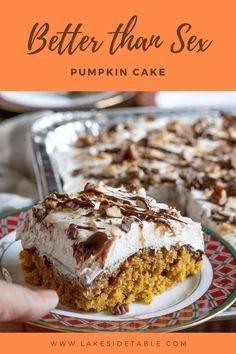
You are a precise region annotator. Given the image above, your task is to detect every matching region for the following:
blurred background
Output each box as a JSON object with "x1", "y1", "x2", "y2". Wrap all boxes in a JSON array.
[{"x1": 1, "y1": 90, "x2": 236, "y2": 216}]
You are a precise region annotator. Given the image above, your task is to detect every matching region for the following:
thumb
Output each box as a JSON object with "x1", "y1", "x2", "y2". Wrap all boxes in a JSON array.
[{"x1": 0, "y1": 280, "x2": 58, "y2": 322}]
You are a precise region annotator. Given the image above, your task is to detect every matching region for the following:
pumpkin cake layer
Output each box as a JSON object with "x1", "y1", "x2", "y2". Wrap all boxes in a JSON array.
[
  {"x1": 17, "y1": 183, "x2": 204, "y2": 314},
  {"x1": 20, "y1": 246, "x2": 202, "y2": 313}
]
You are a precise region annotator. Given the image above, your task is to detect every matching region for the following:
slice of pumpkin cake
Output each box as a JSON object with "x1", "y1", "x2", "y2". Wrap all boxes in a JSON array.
[{"x1": 17, "y1": 182, "x2": 204, "y2": 314}]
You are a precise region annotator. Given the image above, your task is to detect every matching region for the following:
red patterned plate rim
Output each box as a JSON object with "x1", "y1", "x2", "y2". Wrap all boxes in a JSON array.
[
  {"x1": 0, "y1": 227, "x2": 235, "y2": 332},
  {"x1": 0, "y1": 207, "x2": 32, "y2": 219}
]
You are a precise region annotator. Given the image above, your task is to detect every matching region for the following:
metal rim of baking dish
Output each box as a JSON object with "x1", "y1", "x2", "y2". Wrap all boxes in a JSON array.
[{"x1": 29, "y1": 105, "x2": 236, "y2": 198}]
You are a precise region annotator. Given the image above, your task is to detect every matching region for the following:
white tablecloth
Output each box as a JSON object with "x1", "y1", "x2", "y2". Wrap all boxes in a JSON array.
[{"x1": 0, "y1": 111, "x2": 51, "y2": 214}]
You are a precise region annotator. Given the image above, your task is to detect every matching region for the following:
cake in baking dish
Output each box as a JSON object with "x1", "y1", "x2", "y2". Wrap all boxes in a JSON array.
[
  {"x1": 55, "y1": 112, "x2": 236, "y2": 249},
  {"x1": 17, "y1": 183, "x2": 204, "y2": 314}
]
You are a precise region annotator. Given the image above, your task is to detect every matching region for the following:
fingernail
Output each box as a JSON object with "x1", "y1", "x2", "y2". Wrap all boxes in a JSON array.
[{"x1": 37, "y1": 290, "x2": 59, "y2": 305}]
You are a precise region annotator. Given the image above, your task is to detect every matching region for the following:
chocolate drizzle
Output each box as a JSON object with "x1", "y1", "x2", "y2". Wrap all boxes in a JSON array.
[
  {"x1": 33, "y1": 180, "x2": 185, "y2": 236},
  {"x1": 73, "y1": 231, "x2": 113, "y2": 263},
  {"x1": 150, "y1": 217, "x2": 174, "y2": 234},
  {"x1": 83, "y1": 184, "x2": 185, "y2": 233},
  {"x1": 33, "y1": 192, "x2": 95, "y2": 222},
  {"x1": 84, "y1": 183, "x2": 132, "y2": 206},
  {"x1": 136, "y1": 196, "x2": 150, "y2": 210},
  {"x1": 67, "y1": 224, "x2": 79, "y2": 240}
]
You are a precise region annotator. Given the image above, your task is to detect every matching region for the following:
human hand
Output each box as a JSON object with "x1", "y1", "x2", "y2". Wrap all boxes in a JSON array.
[{"x1": 0, "y1": 280, "x2": 58, "y2": 329}]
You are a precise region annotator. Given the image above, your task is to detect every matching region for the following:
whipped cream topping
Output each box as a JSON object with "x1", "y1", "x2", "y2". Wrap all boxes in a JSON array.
[{"x1": 17, "y1": 183, "x2": 204, "y2": 286}]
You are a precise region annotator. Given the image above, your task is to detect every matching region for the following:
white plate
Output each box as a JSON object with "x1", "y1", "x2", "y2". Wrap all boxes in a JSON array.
[
  {"x1": 0, "y1": 231, "x2": 213, "y2": 321},
  {"x1": 0, "y1": 92, "x2": 135, "y2": 112},
  {"x1": 156, "y1": 91, "x2": 236, "y2": 109}
]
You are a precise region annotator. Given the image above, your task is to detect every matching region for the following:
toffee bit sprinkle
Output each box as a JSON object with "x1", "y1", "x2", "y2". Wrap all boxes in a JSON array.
[
  {"x1": 229, "y1": 151, "x2": 236, "y2": 170},
  {"x1": 107, "y1": 122, "x2": 125, "y2": 133},
  {"x1": 211, "y1": 209, "x2": 229, "y2": 222},
  {"x1": 84, "y1": 182, "x2": 98, "y2": 193},
  {"x1": 202, "y1": 175, "x2": 217, "y2": 190},
  {"x1": 71, "y1": 168, "x2": 81, "y2": 177},
  {"x1": 138, "y1": 137, "x2": 149, "y2": 147},
  {"x1": 227, "y1": 180, "x2": 236, "y2": 197},
  {"x1": 121, "y1": 216, "x2": 142, "y2": 232},
  {"x1": 74, "y1": 135, "x2": 96, "y2": 148},
  {"x1": 106, "y1": 205, "x2": 122, "y2": 218},
  {"x1": 192, "y1": 119, "x2": 209, "y2": 137},
  {"x1": 208, "y1": 185, "x2": 227, "y2": 206},
  {"x1": 121, "y1": 142, "x2": 136, "y2": 161},
  {"x1": 99, "y1": 200, "x2": 110, "y2": 216},
  {"x1": 32, "y1": 204, "x2": 47, "y2": 222},
  {"x1": 67, "y1": 223, "x2": 79, "y2": 240},
  {"x1": 121, "y1": 216, "x2": 133, "y2": 232},
  {"x1": 33, "y1": 191, "x2": 96, "y2": 222},
  {"x1": 112, "y1": 303, "x2": 129, "y2": 315},
  {"x1": 160, "y1": 176, "x2": 176, "y2": 184},
  {"x1": 145, "y1": 115, "x2": 156, "y2": 122},
  {"x1": 180, "y1": 168, "x2": 202, "y2": 190},
  {"x1": 221, "y1": 112, "x2": 236, "y2": 129}
]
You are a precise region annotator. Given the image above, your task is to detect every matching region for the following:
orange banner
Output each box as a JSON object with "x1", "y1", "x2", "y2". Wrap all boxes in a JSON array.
[
  {"x1": 0, "y1": 0, "x2": 236, "y2": 90},
  {"x1": 0, "y1": 333, "x2": 235, "y2": 354}
]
